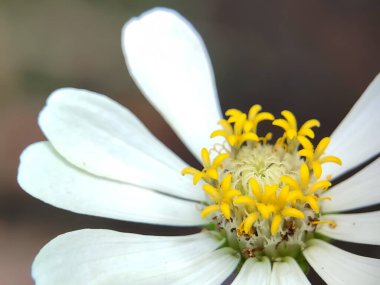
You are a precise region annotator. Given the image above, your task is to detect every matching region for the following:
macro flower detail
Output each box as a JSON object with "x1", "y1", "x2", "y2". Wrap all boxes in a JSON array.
[{"x1": 17, "y1": 7, "x2": 380, "y2": 285}]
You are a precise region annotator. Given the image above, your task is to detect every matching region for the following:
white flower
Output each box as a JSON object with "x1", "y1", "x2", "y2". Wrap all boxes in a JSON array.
[{"x1": 17, "y1": 7, "x2": 380, "y2": 285}]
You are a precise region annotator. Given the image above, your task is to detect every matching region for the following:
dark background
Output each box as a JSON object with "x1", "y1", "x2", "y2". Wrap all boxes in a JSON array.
[{"x1": 0, "y1": 1, "x2": 379, "y2": 284}]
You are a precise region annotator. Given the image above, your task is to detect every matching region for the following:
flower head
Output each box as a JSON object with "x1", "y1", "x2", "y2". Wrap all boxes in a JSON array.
[{"x1": 18, "y1": 7, "x2": 380, "y2": 285}]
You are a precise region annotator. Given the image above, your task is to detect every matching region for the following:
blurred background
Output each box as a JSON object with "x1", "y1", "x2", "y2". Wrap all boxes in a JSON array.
[{"x1": 1, "y1": 0, "x2": 379, "y2": 284}]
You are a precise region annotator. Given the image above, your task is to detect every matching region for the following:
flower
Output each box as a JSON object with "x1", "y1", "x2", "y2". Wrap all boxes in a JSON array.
[{"x1": 17, "y1": 7, "x2": 380, "y2": 285}]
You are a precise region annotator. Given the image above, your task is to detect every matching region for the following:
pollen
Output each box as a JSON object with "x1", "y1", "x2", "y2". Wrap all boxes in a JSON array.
[{"x1": 182, "y1": 105, "x2": 342, "y2": 259}]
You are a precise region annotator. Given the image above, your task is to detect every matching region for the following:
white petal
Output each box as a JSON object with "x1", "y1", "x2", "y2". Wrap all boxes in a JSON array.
[
  {"x1": 33, "y1": 229, "x2": 239, "y2": 285},
  {"x1": 303, "y1": 239, "x2": 380, "y2": 285},
  {"x1": 231, "y1": 257, "x2": 271, "y2": 285},
  {"x1": 18, "y1": 142, "x2": 204, "y2": 226},
  {"x1": 317, "y1": 211, "x2": 380, "y2": 245},
  {"x1": 270, "y1": 257, "x2": 310, "y2": 285},
  {"x1": 321, "y1": 157, "x2": 380, "y2": 212},
  {"x1": 39, "y1": 87, "x2": 204, "y2": 201},
  {"x1": 122, "y1": 8, "x2": 223, "y2": 161},
  {"x1": 323, "y1": 74, "x2": 380, "y2": 179}
]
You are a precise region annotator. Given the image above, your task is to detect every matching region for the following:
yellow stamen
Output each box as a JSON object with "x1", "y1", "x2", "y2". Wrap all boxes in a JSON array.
[
  {"x1": 281, "y1": 110, "x2": 297, "y2": 130},
  {"x1": 271, "y1": 214, "x2": 282, "y2": 235},
  {"x1": 311, "y1": 220, "x2": 337, "y2": 228},
  {"x1": 233, "y1": 195, "x2": 256, "y2": 207},
  {"x1": 201, "y1": 205, "x2": 220, "y2": 218},
  {"x1": 281, "y1": 208, "x2": 305, "y2": 219},
  {"x1": 244, "y1": 213, "x2": 259, "y2": 234},
  {"x1": 202, "y1": 184, "x2": 219, "y2": 202},
  {"x1": 220, "y1": 202, "x2": 231, "y2": 219}
]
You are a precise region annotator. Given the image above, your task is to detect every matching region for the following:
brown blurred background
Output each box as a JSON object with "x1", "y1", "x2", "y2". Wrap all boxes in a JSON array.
[{"x1": 1, "y1": 1, "x2": 379, "y2": 284}]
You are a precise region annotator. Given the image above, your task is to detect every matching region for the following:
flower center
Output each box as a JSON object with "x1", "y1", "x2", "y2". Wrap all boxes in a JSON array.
[{"x1": 182, "y1": 105, "x2": 341, "y2": 261}]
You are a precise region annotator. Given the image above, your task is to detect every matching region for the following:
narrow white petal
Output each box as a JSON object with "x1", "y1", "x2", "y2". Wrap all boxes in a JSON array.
[
  {"x1": 162, "y1": 247, "x2": 240, "y2": 285},
  {"x1": 323, "y1": 74, "x2": 380, "y2": 179},
  {"x1": 317, "y1": 211, "x2": 380, "y2": 245},
  {"x1": 270, "y1": 257, "x2": 310, "y2": 285},
  {"x1": 39, "y1": 88, "x2": 204, "y2": 201},
  {"x1": 321, "y1": 158, "x2": 380, "y2": 212},
  {"x1": 18, "y1": 142, "x2": 204, "y2": 226},
  {"x1": 33, "y1": 229, "x2": 238, "y2": 285},
  {"x1": 123, "y1": 8, "x2": 223, "y2": 161},
  {"x1": 304, "y1": 239, "x2": 380, "y2": 285},
  {"x1": 231, "y1": 257, "x2": 271, "y2": 285}
]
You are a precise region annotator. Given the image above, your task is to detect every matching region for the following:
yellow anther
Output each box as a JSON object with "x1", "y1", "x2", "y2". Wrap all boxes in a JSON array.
[
  {"x1": 298, "y1": 148, "x2": 314, "y2": 159},
  {"x1": 224, "y1": 189, "x2": 242, "y2": 201},
  {"x1": 213, "y1": 153, "x2": 230, "y2": 166},
  {"x1": 297, "y1": 136, "x2": 313, "y2": 150},
  {"x1": 221, "y1": 173, "x2": 232, "y2": 192},
  {"x1": 311, "y1": 220, "x2": 337, "y2": 228},
  {"x1": 281, "y1": 208, "x2": 305, "y2": 219},
  {"x1": 181, "y1": 166, "x2": 198, "y2": 176},
  {"x1": 280, "y1": 176, "x2": 300, "y2": 191},
  {"x1": 314, "y1": 137, "x2": 330, "y2": 159},
  {"x1": 309, "y1": 180, "x2": 331, "y2": 194},
  {"x1": 243, "y1": 213, "x2": 259, "y2": 234},
  {"x1": 278, "y1": 185, "x2": 290, "y2": 207},
  {"x1": 271, "y1": 214, "x2": 282, "y2": 235},
  {"x1": 248, "y1": 105, "x2": 262, "y2": 121},
  {"x1": 320, "y1": 155, "x2": 342, "y2": 165},
  {"x1": 220, "y1": 202, "x2": 231, "y2": 219},
  {"x1": 305, "y1": 196, "x2": 319, "y2": 213},
  {"x1": 273, "y1": 119, "x2": 291, "y2": 132},
  {"x1": 225, "y1": 108, "x2": 243, "y2": 122},
  {"x1": 298, "y1": 119, "x2": 320, "y2": 139},
  {"x1": 234, "y1": 113, "x2": 247, "y2": 136},
  {"x1": 318, "y1": 196, "x2": 332, "y2": 201},
  {"x1": 200, "y1": 205, "x2": 220, "y2": 218},
  {"x1": 259, "y1": 132, "x2": 273, "y2": 143},
  {"x1": 257, "y1": 203, "x2": 272, "y2": 219},
  {"x1": 286, "y1": 190, "x2": 304, "y2": 204},
  {"x1": 248, "y1": 178, "x2": 260, "y2": 197},
  {"x1": 254, "y1": 112, "x2": 275, "y2": 124},
  {"x1": 262, "y1": 185, "x2": 278, "y2": 204},
  {"x1": 201, "y1": 148, "x2": 211, "y2": 168},
  {"x1": 202, "y1": 184, "x2": 220, "y2": 202},
  {"x1": 311, "y1": 161, "x2": 322, "y2": 179},
  {"x1": 233, "y1": 195, "x2": 256, "y2": 207},
  {"x1": 281, "y1": 110, "x2": 297, "y2": 130},
  {"x1": 206, "y1": 168, "x2": 218, "y2": 180}
]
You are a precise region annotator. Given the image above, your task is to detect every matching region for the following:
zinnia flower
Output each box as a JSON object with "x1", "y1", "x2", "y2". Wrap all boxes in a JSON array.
[{"x1": 18, "y1": 7, "x2": 380, "y2": 285}]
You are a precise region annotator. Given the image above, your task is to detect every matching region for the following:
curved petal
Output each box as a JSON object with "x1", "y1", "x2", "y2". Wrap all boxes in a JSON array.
[
  {"x1": 18, "y1": 142, "x2": 204, "y2": 226},
  {"x1": 304, "y1": 239, "x2": 380, "y2": 285},
  {"x1": 231, "y1": 257, "x2": 271, "y2": 285},
  {"x1": 321, "y1": 158, "x2": 380, "y2": 212},
  {"x1": 39, "y1": 88, "x2": 204, "y2": 201},
  {"x1": 323, "y1": 74, "x2": 380, "y2": 179},
  {"x1": 270, "y1": 257, "x2": 310, "y2": 285},
  {"x1": 32, "y1": 229, "x2": 239, "y2": 285},
  {"x1": 317, "y1": 211, "x2": 380, "y2": 245},
  {"x1": 122, "y1": 8, "x2": 223, "y2": 161}
]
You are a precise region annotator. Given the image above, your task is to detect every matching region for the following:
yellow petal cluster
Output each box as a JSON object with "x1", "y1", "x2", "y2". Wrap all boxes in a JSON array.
[
  {"x1": 181, "y1": 148, "x2": 229, "y2": 184},
  {"x1": 298, "y1": 137, "x2": 342, "y2": 178},
  {"x1": 200, "y1": 174, "x2": 241, "y2": 220},
  {"x1": 182, "y1": 104, "x2": 342, "y2": 239},
  {"x1": 273, "y1": 110, "x2": 320, "y2": 152}
]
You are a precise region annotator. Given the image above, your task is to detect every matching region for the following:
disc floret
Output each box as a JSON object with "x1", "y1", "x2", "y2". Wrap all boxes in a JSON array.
[{"x1": 182, "y1": 106, "x2": 341, "y2": 261}]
